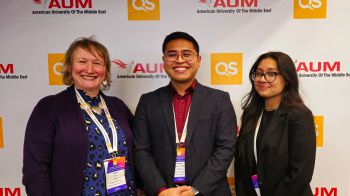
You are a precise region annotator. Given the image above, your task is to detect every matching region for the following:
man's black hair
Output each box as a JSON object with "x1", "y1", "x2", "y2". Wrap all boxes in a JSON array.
[{"x1": 162, "y1": 31, "x2": 199, "y2": 53}]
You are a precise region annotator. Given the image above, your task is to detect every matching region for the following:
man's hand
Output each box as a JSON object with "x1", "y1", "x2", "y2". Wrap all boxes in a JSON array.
[{"x1": 158, "y1": 186, "x2": 191, "y2": 196}]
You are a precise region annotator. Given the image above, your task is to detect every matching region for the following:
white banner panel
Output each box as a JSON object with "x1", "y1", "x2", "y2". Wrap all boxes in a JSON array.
[{"x1": 0, "y1": 0, "x2": 349, "y2": 195}]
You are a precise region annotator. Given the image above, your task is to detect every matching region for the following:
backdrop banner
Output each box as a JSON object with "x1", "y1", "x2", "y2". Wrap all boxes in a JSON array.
[{"x1": 0, "y1": 1, "x2": 349, "y2": 195}]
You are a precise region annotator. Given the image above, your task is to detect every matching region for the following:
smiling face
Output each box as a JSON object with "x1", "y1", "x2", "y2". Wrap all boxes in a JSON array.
[
  {"x1": 254, "y1": 57, "x2": 286, "y2": 105},
  {"x1": 71, "y1": 47, "x2": 106, "y2": 97},
  {"x1": 162, "y1": 39, "x2": 201, "y2": 86}
]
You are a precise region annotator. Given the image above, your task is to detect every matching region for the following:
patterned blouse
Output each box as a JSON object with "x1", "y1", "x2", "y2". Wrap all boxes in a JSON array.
[{"x1": 78, "y1": 90, "x2": 136, "y2": 196}]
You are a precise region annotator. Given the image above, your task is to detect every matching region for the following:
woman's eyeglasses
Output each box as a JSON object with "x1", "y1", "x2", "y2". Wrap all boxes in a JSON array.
[{"x1": 251, "y1": 71, "x2": 281, "y2": 83}]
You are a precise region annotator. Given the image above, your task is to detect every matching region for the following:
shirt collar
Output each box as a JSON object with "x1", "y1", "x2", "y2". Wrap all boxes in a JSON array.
[
  {"x1": 76, "y1": 88, "x2": 101, "y2": 105},
  {"x1": 171, "y1": 79, "x2": 197, "y2": 97}
]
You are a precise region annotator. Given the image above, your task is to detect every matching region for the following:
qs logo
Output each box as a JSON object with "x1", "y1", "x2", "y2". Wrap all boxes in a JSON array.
[
  {"x1": 48, "y1": 53, "x2": 65, "y2": 85},
  {"x1": 128, "y1": 0, "x2": 160, "y2": 20},
  {"x1": 0, "y1": 117, "x2": 4, "y2": 148},
  {"x1": 211, "y1": 53, "x2": 242, "y2": 85},
  {"x1": 294, "y1": 0, "x2": 327, "y2": 19},
  {"x1": 314, "y1": 116, "x2": 324, "y2": 147}
]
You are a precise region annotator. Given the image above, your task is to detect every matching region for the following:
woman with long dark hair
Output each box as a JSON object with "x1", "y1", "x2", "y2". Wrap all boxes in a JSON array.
[{"x1": 234, "y1": 51, "x2": 316, "y2": 196}]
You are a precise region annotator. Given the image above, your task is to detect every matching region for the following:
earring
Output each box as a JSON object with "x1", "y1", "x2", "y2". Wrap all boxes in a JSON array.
[{"x1": 102, "y1": 80, "x2": 107, "y2": 86}]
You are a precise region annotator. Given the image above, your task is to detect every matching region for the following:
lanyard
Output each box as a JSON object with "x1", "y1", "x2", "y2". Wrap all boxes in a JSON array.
[
  {"x1": 252, "y1": 111, "x2": 263, "y2": 196},
  {"x1": 172, "y1": 105, "x2": 191, "y2": 146},
  {"x1": 253, "y1": 111, "x2": 263, "y2": 164},
  {"x1": 75, "y1": 88, "x2": 118, "y2": 156}
]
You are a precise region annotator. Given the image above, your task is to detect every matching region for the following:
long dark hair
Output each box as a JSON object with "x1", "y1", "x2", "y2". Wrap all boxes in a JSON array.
[{"x1": 237, "y1": 51, "x2": 305, "y2": 157}]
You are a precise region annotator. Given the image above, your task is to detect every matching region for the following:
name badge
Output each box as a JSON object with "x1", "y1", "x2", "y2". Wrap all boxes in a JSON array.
[
  {"x1": 251, "y1": 174, "x2": 261, "y2": 196},
  {"x1": 174, "y1": 147, "x2": 186, "y2": 184},
  {"x1": 251, "y1": 174, "x2": 259, "y2": 188},
  {"x1": 103, "y1": 157, "x2": 127, "y2": 194}
]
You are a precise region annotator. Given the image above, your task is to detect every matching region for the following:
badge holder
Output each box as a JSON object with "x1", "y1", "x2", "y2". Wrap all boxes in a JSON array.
[
  {"x1": 174, "y1": 147, "x2": 186, "y2": 184},
  {"x1": 251, "y1": 174, "x2": 261, "y2": 196},
  {"x1": 103, "y1": 157, "x2": 127, "y2": 194}
]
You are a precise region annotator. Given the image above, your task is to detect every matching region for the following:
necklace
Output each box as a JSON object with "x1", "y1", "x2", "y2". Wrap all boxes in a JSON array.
[{"x1": 81, "y1": 101, "x2": 104, "y2": 115}]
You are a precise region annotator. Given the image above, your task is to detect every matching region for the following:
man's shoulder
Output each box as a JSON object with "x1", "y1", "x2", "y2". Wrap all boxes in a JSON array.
[
  {"x1": 141, "y1": 85, "x2": 169, "y2": 98},
  {"x1": 197, "y1": 83, "x2": 228, "y2": 96}
]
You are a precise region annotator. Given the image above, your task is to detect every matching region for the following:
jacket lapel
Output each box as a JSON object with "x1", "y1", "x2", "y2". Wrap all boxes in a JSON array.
[
  {"x1": 246, "y1": 130, "x2": 256, "y2": 174},
  {"x1": 185, "y1": 82, "x2": 204, "y2": 147},
  {"x1": 160, "y1": 84, "x2": 177, "y2": 148},
  {"x1": 65, "y1": 86, "x2": 89, "y2": 145},
  {"x1": 258, "y1": 107, "x2": 287, "y2": 158}
]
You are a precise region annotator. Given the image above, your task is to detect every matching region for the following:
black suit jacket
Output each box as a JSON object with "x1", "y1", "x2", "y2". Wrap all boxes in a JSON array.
[
  {"x1": 234, "y1": 106, "x2": 316, "y2": 196},
  {"x1": 133, "y1": 82, "x2": 237, "y2": 196}
]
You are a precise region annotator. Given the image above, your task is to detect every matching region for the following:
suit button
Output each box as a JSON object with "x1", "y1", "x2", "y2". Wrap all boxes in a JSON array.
[{"x1": 259, "y1": 181, "x2": 263, "y2": 185}]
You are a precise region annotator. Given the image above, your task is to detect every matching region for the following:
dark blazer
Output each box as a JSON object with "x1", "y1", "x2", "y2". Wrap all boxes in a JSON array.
[
  {"x1": 234, "y1": 106, "x2": 316, "y2": 196},
  {"x1": 22, "y1": 86, "x2": 134, "y2": 196},
  {"x1": 133, "y1": 82, "x2": 237, "y2": 196}
]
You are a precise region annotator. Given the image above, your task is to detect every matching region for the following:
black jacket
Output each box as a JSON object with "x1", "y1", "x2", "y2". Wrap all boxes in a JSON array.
[{"x1": 235, "y1": 106, "x2": 316, "y2": 196}]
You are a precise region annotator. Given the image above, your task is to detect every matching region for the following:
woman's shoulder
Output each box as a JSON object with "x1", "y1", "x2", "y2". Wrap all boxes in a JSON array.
[
  {"x1": 34, "y1": 87, "x2": 73, "y2": 112},
  {"x1": 103, "y1": 93, "x2": 126, "y2": 105},
  {"x1": 287, "y1": 105, "x2": 312, "y2": 114},
  {"x1": 38, "y1": 87, "x2": 70, "y2": 103},
  {"x1": 102, "y1": 93, "x2": 131, "y2": 113},
  {"x1": 286, "y1": 105, "x2": 313, "y2": 122}
]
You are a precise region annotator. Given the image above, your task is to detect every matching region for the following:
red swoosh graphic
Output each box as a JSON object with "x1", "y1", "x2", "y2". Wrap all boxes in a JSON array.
[{"x1": 111, "y1": 59, "x2": 127, "y2": 69}]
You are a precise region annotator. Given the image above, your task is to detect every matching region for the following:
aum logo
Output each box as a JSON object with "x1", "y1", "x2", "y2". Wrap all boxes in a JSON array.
[
  {"x1": 314, "y1": 187, "x2": 337, "y2": 196},
  {"x1": 48, "y1": 53, "x2": 65, "y2": 85},
  {"x1": 314, "y1": 116, "x2": 324, "y2": 147},
  {"x1": 111, "y1": 59, "x2": 164, "y2": 74},
  {"x1": 211, "y1": 53, "x2": 242, "y2": 85},
  {"x1": 294, "y1": 0, "x2": 327, "y2": 19},
  {"x1": 128, "y1": 0, "x2": 160, "y2": 20},
  {"x1": 296, "y1": 61, "x2": 340, "y2": 72},
  {"x1": 33, "y1": 0, "x2": 92, "y2": 9},
  {"x1": 0, "y1": 64, "x2": 14, "y2": 74},
  {"x1": 198, "y1": 0, "x2": 258, "y2": 8},
  {"x1": 0, "y1": 188, "x2": 21, "y2": 196}
]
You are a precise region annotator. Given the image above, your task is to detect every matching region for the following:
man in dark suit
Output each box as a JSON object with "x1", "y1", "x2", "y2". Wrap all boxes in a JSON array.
[{"x1": 133, "y1": 31, "x2": 237, "y2": 196}]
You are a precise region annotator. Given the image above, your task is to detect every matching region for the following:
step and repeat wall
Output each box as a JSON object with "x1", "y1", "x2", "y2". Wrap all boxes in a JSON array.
[{"x1": 1, "y1": 0, "x2": 349, "y2": 195}]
